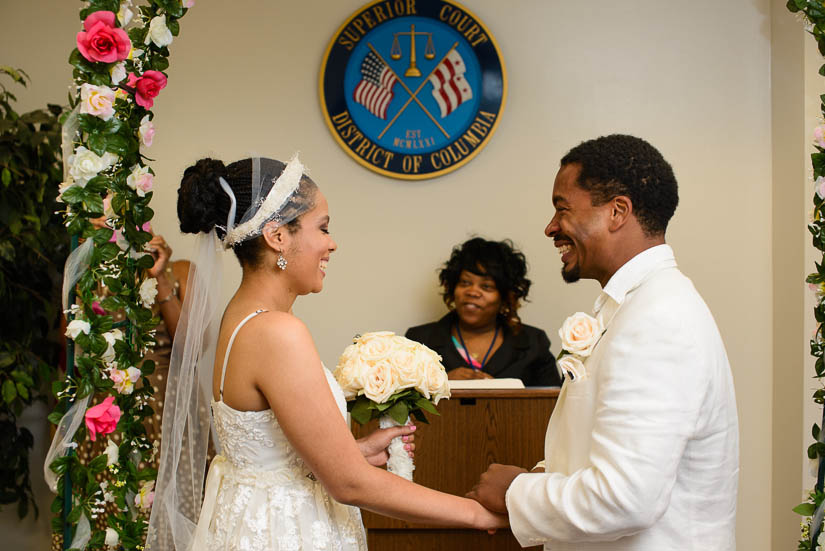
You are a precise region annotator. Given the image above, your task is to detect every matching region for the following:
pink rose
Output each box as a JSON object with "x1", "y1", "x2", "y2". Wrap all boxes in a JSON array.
[
  {"x1": 76, "y1": 11, "x2": 131, "y2": 64},
  {"x1": 184, "y1": 0, "x2": 195, "y2": 7},
  {"x1": 138, "y1": 115, "x2": 155, "y2": 147},
  {"x1": 126, "y1": 71, "x2": 168, "y2": 109},
  {"x1": 85, "y1": 396, "x2": 121, "y2": 442},
  {"x1": 91, "y1": 301, "x2": 106, "y2": 315},
  {"x1": 816, "y1": 125, "x2": 825, "y2": 149}
]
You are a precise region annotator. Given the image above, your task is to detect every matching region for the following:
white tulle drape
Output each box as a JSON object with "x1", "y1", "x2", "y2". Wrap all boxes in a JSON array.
[{"x1": 146, "y1": 231, "x2": 223, "y2": 551}]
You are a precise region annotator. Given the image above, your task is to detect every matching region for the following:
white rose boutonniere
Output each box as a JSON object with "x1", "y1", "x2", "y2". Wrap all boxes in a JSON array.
[
  {"x1": 557, "y1": 312, "x2": 604, "y2": 382},
  {"x1": 559, "y1": 312, "x2": 603, "y2": 357}
]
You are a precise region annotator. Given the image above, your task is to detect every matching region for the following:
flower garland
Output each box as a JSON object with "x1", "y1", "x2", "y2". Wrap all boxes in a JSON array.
[
  {"x1": 788, "y1": 2, "x2": 825, "y2": 549},
  {"x1": 49, "y1": 1, "x2": 190, "y2": 549}
]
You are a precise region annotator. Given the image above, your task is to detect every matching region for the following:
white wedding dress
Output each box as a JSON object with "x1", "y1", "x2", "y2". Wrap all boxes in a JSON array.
[{"x1": 190, "y1": 310, "x2": 368, "y2": 551}]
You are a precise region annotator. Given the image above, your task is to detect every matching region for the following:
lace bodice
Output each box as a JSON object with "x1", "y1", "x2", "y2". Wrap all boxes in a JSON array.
[{"x1": 212, "y1": 368, "x2": 347, "y2": 473}]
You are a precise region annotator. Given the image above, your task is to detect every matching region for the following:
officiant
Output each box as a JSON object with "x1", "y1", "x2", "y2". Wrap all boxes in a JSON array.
[{"x1": 405, "y1": 237, "x2": 561, "y2": 387}]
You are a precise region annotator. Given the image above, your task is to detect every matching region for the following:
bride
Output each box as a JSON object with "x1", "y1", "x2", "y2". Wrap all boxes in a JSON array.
[{"x1": 146, "y1": 156, "x2": 506, "y2": 550}]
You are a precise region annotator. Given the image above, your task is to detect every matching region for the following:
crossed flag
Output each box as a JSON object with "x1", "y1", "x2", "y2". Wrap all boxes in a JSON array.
[{"x1": 352, "y1": 43, "x2": 473, "y2": 137}]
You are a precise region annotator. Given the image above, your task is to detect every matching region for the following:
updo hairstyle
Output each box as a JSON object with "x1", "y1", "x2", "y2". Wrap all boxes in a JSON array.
[
  {"x1": 178, "y1": 158, "x2": 317, "y2": 268},
  {"x1": 438, "y1": 237, "x2": 531, "y2": 332}
]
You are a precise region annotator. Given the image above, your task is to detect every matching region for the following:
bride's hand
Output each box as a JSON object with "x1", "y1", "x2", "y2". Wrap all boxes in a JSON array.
[
  {"x1": 469, "y1": 500, "x2": 509, "y2": 533},
  {"x1": 357, "y1": 424, "x2": 416, "y2": 467}
]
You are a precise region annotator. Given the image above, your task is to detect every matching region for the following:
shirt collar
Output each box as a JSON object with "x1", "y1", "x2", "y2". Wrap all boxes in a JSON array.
[{"x1": 599, "y1": 244, "x2": 677, "y2": 307}]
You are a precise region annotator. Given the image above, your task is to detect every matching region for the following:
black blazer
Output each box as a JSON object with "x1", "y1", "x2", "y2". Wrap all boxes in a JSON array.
[{"x1": 405, "y1": 312, "x2": 561, "y2": 387}]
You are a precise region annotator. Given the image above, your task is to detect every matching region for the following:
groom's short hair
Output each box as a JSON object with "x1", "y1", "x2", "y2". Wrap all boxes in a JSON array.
[{"x1": 560, "y1": 134, "x2": 678, "y2": 236}]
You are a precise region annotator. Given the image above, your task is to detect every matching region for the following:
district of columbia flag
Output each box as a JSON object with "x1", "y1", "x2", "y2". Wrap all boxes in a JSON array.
[
  {"x1": 353, "y1": 51, "x2": 397, "y2": 120},
  {"x1": 428, "y1": 50, "x2": 473, "y2": 118}
]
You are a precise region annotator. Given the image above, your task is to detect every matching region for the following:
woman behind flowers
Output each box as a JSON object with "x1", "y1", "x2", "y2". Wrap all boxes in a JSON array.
[
  {"x1": 147, "y1": 156, "x2": 506, "y2": 551},
  {"x1": 406, "y1": 237, "x2": 561, "y2": 386}
]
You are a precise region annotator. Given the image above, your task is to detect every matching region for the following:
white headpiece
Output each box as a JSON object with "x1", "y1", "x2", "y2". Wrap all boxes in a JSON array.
[
  {"x1": 220, "y1": 155, "x2": 306, "y2": 248},
  {"x1": 147, "y1": 154, "x2": 313, "y2": 550}
]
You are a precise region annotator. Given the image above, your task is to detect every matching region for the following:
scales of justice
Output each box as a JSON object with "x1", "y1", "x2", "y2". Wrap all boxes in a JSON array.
[{"x1": 390, "y1": 24, "x2": 435, "y2": 77}]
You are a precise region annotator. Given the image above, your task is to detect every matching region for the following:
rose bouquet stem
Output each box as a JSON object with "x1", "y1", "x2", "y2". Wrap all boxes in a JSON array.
[{"x1": 379, "y1": 414, "x2": 414, "y2": 480}]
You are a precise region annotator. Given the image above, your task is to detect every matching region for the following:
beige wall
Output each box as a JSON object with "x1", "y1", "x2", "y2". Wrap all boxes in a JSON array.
[{"x1": 1, "y1": 0, "x2": 800, "y2": 548}]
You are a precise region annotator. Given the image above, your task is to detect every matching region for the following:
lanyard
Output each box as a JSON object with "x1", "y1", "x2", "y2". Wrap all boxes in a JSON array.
[{"x1": 455, "y1": 323, "x2": 500, "y2": 370}]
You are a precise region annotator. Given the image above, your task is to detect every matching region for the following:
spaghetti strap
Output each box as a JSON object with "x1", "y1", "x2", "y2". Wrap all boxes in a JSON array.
[{"x1": 219, "y1": 309, "x2": 267, "y2": 400}]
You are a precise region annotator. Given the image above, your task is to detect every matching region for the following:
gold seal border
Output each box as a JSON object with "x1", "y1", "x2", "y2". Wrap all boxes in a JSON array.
[{"x1": 318, "y1": 0, "x2": 507, "y2": 181}]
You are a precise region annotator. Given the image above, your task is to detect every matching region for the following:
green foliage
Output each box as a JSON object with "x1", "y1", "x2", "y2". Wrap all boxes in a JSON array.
[
  {"x1": 347, "y1": 389, "x2": 441, "y2": 426},
  {"x1": 0, "y1": 66, "x2": 68, "y2": 519}
]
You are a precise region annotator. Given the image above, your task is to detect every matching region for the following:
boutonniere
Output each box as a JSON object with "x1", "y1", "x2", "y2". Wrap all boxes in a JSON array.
[{"x1": 557, "y1": 312, "x2": 604, "y2": 382}]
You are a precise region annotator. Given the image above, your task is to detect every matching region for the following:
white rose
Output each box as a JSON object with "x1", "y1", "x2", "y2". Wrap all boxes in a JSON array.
[
  {"x1": 104, "y1": 528, "x2": 119, "y2": 548},
  {"x1": 334, "y1": 357, "x2": 366, "y2": 400},
  {"x1": 359, "y1": 334, "x2": 395, "y2": 361},
  {"x1": 104, "y1": 438, "x2": 119, "y2": 465},
  {"x1": 387, "y1": 347, "x2": 420, "y2": 390},
  {"x1": 361, "y1": 359, "x2": 397, "y2": 403},
  {"x1": 110, "y1": 61, "x2": 127, "y2": 85},
  {"x1": 117, "y1": 2, "x2": 134, "y2": 26},
  {"x1": 65, "y1": 319, "x2": 91, "y2": 339},
  {"x1": 558, "y1": 312, "x2": 603, "y2": 357},
  {"x1": 139, "y1": 277, "x2": 158, "y2": 307},
  {"x1": 424, "y1": 360, "x2": 449, "y2": 402},
  {"x1": 80, "y1": 83, "x2": 116, "y2": 121},
  {"x1": 557, "y1": 354, "x2": 587, "y2": 382},
  {"x1": 69, "y1": 146, "x2": 118, "y2": 185},
  {"x1": 145, "y1": 15, "x2": 173, "y2": 48},
  {"x1": 101, "y1": 328, "x2": 123, "y2": 363}
]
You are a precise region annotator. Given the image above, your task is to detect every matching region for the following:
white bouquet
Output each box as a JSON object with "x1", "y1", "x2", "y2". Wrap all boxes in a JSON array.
[{"x1": 333, "y1": 331, "x2": 450, "y2": 479}]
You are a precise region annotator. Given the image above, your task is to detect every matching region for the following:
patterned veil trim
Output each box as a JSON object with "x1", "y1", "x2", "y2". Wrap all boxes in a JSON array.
[{"x1": 221, "y1": 155, "x2": 304, "y2": 248}]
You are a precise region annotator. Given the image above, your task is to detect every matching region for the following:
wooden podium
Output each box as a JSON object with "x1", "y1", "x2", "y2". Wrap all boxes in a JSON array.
[{"x1": 351, "y1": 388, "x2": 559, "y2": 551}]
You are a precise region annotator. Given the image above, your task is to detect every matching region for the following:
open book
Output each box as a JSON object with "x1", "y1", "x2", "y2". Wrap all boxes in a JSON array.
[{"x1": 448, "y1": 378, "x2": 525, "y2": 390}]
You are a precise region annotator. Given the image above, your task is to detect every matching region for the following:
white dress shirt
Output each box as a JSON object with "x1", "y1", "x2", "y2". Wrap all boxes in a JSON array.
[{"x1": 506, "y1": 245, "x2": 738, "y2": 550}]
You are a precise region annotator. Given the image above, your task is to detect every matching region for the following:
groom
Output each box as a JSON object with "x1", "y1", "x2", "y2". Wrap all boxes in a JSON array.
[{"x1": 468, "y1": 135, "x2": 739, "y2": 550}]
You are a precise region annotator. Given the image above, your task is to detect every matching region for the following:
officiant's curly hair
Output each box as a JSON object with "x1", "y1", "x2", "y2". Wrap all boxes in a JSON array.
[
  {"x1": 438, "y1": 237, "x2": 531, "y2": 333},
  {"x1": 561, "y1": 134, "x2": 678, "y2": 236},
  {"x1": 177, "y1": 158, "x2": 316, "y2": 268}
]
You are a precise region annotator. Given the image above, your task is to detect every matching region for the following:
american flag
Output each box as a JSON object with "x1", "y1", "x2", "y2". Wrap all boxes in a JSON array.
[
  {"x1": 428, "y1": 50, "x2": 473, "y2": 118},
  {"x1": 353, "y1": 51, "x2": 397, "y2": 120}
]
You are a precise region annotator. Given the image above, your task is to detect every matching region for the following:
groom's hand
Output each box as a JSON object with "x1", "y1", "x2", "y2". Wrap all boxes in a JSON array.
[{"x1": 466, "y1": 463, "x2": 527, "y2": 514}]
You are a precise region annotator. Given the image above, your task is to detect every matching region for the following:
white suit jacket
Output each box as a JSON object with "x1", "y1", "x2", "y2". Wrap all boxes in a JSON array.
[{"x1": 506, "y1": 245, "x2": 738, "y2": 550}]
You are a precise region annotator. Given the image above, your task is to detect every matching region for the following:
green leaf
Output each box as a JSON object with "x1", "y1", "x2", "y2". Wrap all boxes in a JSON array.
[
  {"x1": 88, "y1": 454, "x2": 108, "y2": 474},
  {"x1": 47, "y1": 411, "x2": 64, "y2": 425},
  {"x1": 794, "y1": 502, "x2": 817, "y2": 516},
  {"x1": 66, "y1": 505, "x2": 83, "y2": 524},
  {"x1": 15, "y1": 382, "x2": 29, "y2": 401},
  {"x1": 2, "y1": 379, "x2": 17, "y2": 404},
  {"x1": 411, "y1": 409, "x2": 429, "y2": 424},
  {"x1": 0, "y1": 352, "x2": 14, "y2": 368},
  {"x1": 1, "y1": 167, "x2": 10, "y2": 187},
  {"x1": 88, "y1": 531, "x2": 105, "y2": 547},
  {"x1": 350, "y1": 397, "x2": 373, "y2": 425},
  {"x1": 414, "y1": 397, "x2": 439, "y2": 415},
  {"x1": 136, "y1": 254, "x2": 155, "y2": 270},
  {"x1": 59, "y1": 186, "x2": 86, "y2": 205},
  {"x1": 387, "y1": 400, "x2": 409, "y2": 425}
]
